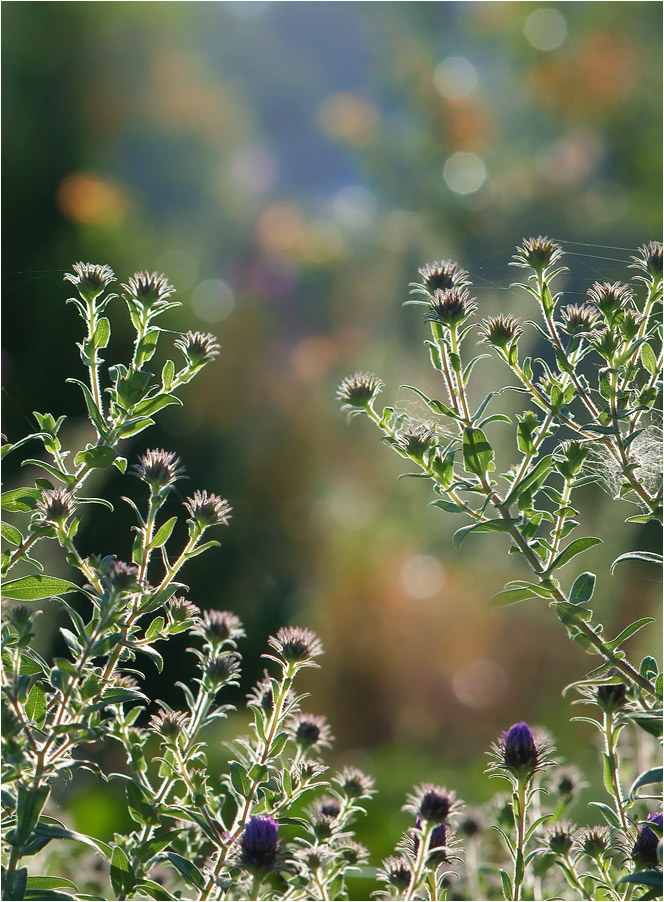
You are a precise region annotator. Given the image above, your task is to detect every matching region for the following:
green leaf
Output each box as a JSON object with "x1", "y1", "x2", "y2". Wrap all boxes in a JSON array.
[
  {"x1": 2, "y1": 487, "x2": 44, "y2": 512},
  {"x1": 463, "y1": 427, "x2": 495, "y2": 477},
  {"x1": 617, "y1": 872, "x2": 663, "y2": 890},
  {"x1": 16, "y1": 784, "x2": 51, "y2": 845},
  {"x1": 74, "y1": 445, "x2": 118, "y2": 470},
  {"x1": 88, "y1": 688, "x2": 147, "y2": 710},
  {"x1": 588, "y1": 801, "x2": 620, "y2": 828},
  {"x1": 161, "y1": 360, "x2": 175, "y2": 392},
  {"x1": 65, "y1": 379, "x2": 107, "y2": 435},
  {"x1": 133, "y1": 394, "x2": 182, "y2": 418},
  {"x1": 641, "y1": 342, "x2": 658, "y2": 376},
  {"x1": 110, "y1": 846, "x2": 136, "y2": 898},
  {"x1": 490, "y1": 587, "x2": 537, "y2": 607},
  {"x1": 2, "y1": 523, "x2": 24, "y2": 545},
  {"x1": 605, "y1": 618, "x2": 656, "y2": 653},
  {"x1": 543, "y1": 537, "x2": 602, "y2": 574},
  {"x1": 149, "y1": 517, "x2": 177, "y2": 550},
  {"x1": 26, "y1": 877, "x2": 78, "y2": 891},
  {"x1": 430, "y1": 498, "x2": 466, "y2": 514},
  {"x1": 629, "y1": 767, "x2": 663, "y2": 800},
  {"x1": 25, "y1": 682, "x2": 47, "y2": 728},
  {"x1": 2, "y1": 575, "x2": 79, "y2": 600},
  {"x1": 453, "y1": 518, "x2": 520, "y2": 551},
  {"x1": 116, "y1": 417, "x2": 155, "y2": 439},
  {"x1": 32, "y1": 816, "x2": 111, "y2": 856},
  {"x1": 145, "y1": 616, "x2": 165, "y2": 641},
  {"x1": 165, "y1": 852, "x2": 204, "y2": 889},
  {"x1": 500, "y1": 868, "x2": 513, "y2": 901},
  {"x1": 570, "y1": 571, "x2": 596, "y2": 604},
  {"x1": 230, "y1": 761, "x2": 252, "y2": 797},
  {"x1": 135, "y1": 880, "x2": 177, "y2": 901},
  {"x1": 92, "y1": 317, "x2": 111, "y2": 350},
  {"x1": 610, "y1": 550, "x2": 663, "y2": 575},
  {"x1": 3, "y1": 868, "x2": 27, "y2": 901},
  {"x1": 126, "y1": 781, "x2": 160, "y2": 827},
  {"x1": 503, "y1": 455, "x2": 554, "y2": 508}
]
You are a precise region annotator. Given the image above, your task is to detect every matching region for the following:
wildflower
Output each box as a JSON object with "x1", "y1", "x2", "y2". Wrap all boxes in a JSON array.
[
  {"x1": 511, "y1": 236, "x2": 564, "y2": 276},
  {"x1": 489, "y1": 721, "x2": 554, "y2": 779},
  {"x1": 587, "y1": 281, "x2": 634, "y2": 326},
  {"x1": 334, "y1": 766, "x2": 375, "y2": 799},
  {"x1": 174, "y1": 330, "x2": 220, "y2": 367},
  {"x1": 559, "y1": 303, "x2": 600, "y2": 336},
  {"x1": 133, "y1": 449, "x2": 185, "y2": 491},
  {"x1": 148, "y1": 709, "x2": 188, "y2": 740},
  {"x1": 631, "y1": 813, "x2": 663, "y2": 870},
  {"x1": 396, "y1": 424, "x2": 436, "y2": 459},
  {"x1": 36, "y1": 488, "x2": 75, "y2": 525},
  {"x1": 479, "y1": 314, "x2": 523, "y2": 349},
  {"x1": 247, "y1": 673, "x2": 281, "y2": 714},
  {"x1": 290, "y1": 713, "x2": 334, "y2": 750},
  {"x1": 267, "y1": 626, "x2": 323, "y2": 666},
  {"x1": 405, "y1": 784, "x2": 460, "y2": 823},
  {"x1": 591, "y1": 328, "x2": 621, "y2": 361},
  {"x1": 101, "y1": 560, "x2": 141, "y2": 593},
  {"x1": 205, "y1": 655, "x2": 241, "y2": 687},
  {"x1": 64, "y1": 262, "x2": 116, "y2": 304},
  {"x1": 630, "y1": 240, "x2": 663, "y2": 282},
  {"x1": 195, "y1": 609, "x2": 245, "y2": 647},
  {"x1": 425, "y1": 286, "x2": 477, "y2": 329},
  {"x1": 166, "y1": 597, "x2": 200, "y2": 626},
  {"x1": 576, "y1": 826, "x2": 612, "y2": 860},
  {"x1": 411, "y1": 260, "x2": 470, "y2": 297},
  {"x1": 458, "y1": 810, "x2": 483, "y2": 838},
  {"x1": 121, "y1": 271, "x2": 176, "y2": 307},
  {"x1": 427, "y1": 823, "x2": 452, "y2": 865},
  {"x1": 596, "y1": 682, "x2": 628, "y2": 712},
  {"x1": 339, "y1": 840, "x2": 369, "y2": 866},
  {"x1": 552, "y1": 767, "x2": 586, "y2": 802},
  {"x1": 184, "y1": 490, "x2": 232, "y2": 529},
  {"x1": 295, "y1": 846, "x2": 333, "y2": 871},
  {"x1": 546, "y1": 822, "x2": 577, "y2": 856},
  {"x1": 379, "y1": 855, "x2": 412, "y2": 891},
  {"x1": 290, "y1": 759, "x2": 328, "y2": 790},
  {"x1": 336, "y1": 372, "x2": 384, "y2": 411},
  {"x1": 239, "y1": 816, "x2": 280, "y2": 874}
]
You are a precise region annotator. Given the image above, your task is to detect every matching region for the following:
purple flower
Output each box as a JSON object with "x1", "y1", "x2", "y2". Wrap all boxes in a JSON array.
[
  {"x1": 239, "y1": 816, "x2": 279, "y2": 873},
  {"x1": 502, "y1": 722, "x2": 538, "y2": 772},
  {"x1": 632, "y1": 812, "x2": 663, "y2": 870}
]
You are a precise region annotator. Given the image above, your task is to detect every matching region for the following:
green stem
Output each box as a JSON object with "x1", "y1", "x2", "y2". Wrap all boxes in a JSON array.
[
  {"x1": 513, "y1": 780, "x2": 527, "y2": 902},
  {"x1": 603, "y1": 711, "x2": 632, "y2": 839}
]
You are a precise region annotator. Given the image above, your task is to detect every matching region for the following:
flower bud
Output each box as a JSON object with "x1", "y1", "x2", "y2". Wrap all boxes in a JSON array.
[
  {"x1": 631, "y1": 813, "x2": 663, "y2": 870},
  {"x1": 174, "y1": 330, "x2": 220, "y2": 367},
  {"x1": 266, "y1": 626, "x2": 323, "y2": 668},
  {"x1": 511, "y1": 236, "x2": 563, "y2": 276},
  {"x1": 596, "y1": 682, "x2": 628, "y2": 712},
  {"x1": 64, "y1": 262, "x2": 116, "y2": 304},
  {"x1": 184, "y1": 491, "x2": 232, "y2": 529},
  {"x1": 122, "y1": 271, "x2": 176, "y2": 307},
  {"x1": 336, "y1": 372, "x2": 384, "y2": 411},
  {"x1": 133, "y1": 449, "x2": 185, "y2": 491},
  {"x1": 630, "y1": 240, "x2": 663, "y2": 283},
  {"x1": 239, "y1": 816, "x2": 279, "y2": 873}
]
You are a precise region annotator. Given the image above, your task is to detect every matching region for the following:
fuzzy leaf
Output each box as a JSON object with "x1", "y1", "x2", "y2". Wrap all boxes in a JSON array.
[
  {"x1": 2, "y1": 575, "x2": 79, "y2": 600},
  {"x1": 149, "y1": 517, "x2": 177, "y2": 550},
  {"x1": 588, "y1": 801, "x2": 620, "y2": 828},
  {"x1": 165, "y1": 853, "x2": 204, "y2": 889},
  {"x1": 605, "y1": 618, "x2": 656, "y2": 653},
  {"x1": 617, "y1": 872, "x2": 664, "y2": 890},
  {"x1": 110, "y1": 846, "x2": 135, "y2": 898},
  {"x1": 74, "y1": 445, "x2": 118, "y2": 470},
  {"x1": 26, "y1": 877, "x2": 78, "y2": 891},
  {"x1": 543, "y1": 537, "x2": 602, "y2": 574},
  {"x1": 490, "y1": 587, "x2": 537, "y2": 607},
  {"x1": 610, "y1": 550, "x2": 663, "y2": 575},
  {"x1": 2, "y1": 487, "x2": 44, "y2": 512},
  {"x1": 463, "y1": 427, "x2": 495, "y2": 477},
  {"x1": 453, "y1": 518, "x2": 520, "y2": 551},
  {"x1": 26, "y1": 682, "x2": 47, "y2": 728},
  {"x1": 569, "y1": 571, "x2": 596, "y2": 604},
  {"x1": 1, "y1": 523, "x2": 23, "y2": 545},
  {"x1": 629, "y1": 767, "x2": 663, "y2": 800}
]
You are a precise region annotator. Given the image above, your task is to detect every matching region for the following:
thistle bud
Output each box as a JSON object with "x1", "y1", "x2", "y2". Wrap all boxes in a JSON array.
[
  {"x1": 101, "y1": 560, "x2": 141, "y2": 594},
  {"x1": 560, "y1": 303, "x2": 600, "y2": 336},
  {"x1": 122, "y1": 271, "x2": 176, "y2": 307},
  {"x1": 596, "y1": 682, "x2": 628, "y2": 712},
  {"x1": 266, "y1": 626, "x2": 323, "y2": 668},
  {"x1": 335, "y1": 766, "x2": 375, "y2": 799},
  {"x1": 587, "y1": 281, "x2": 633, "y2": 328},
  {"x1": 511, "y1": 236, "x2": 563, "y2": 276},
  {"x1": 576, "y1": 826, "x2": 612, "y2": 860},
  {"x1": 290, "y1": 713, "x2": 333, "y2": 750},
  {"x1": 380, "y1": 856, "x2": 412, "y2": 891},
  {"x1": 195, "y1": 609, "x2": 244, "y2": 648},
  {"x1": 405, "y1": 783, "x2": 459, "y2": 823},
  {"x1": 174, "y1": 330, "x2": 220, "y2": 367},
  {"x1": 239, "y1": 816, "x2": 280, "y2": 873},
  {"x1": 630, "y1": 240, "x2": 663, "y2": 283},
  {"x1": 148, "y1": 709, "x2": 188, "y2": 741},
  {"x1": 425, "y1": 286, "x2": 477, "y2": 329},
  {"x1": 336, "y1": 372, "x2": 384, "y2": 411},
  {"x1": 479, "y1": 314, "x2": 523, "y2": 350},
  {"x1": 412, "y1": 260, "x2": 470, "y2": 296},
  {"x1": 205, "y1": 655, "x2": 241, "y2": 687},
  {"x1": 546, "y1": 822, "x2": 576, "y2": 856},
  {"x1": 36, "y1": 488, "x2": 75, "y2": 526},
  {"x1": 489, "y1": 721, "x2": 554, "y2": 781},
  {"x1": 396, "y1": 424, "x2": 436, "y2": 460},
  {"x1": 631, "y1": 813, "x2": 663, "y2": 870},
  {"x1": 64, "y1": 262, "x2": 116, "y2": 304},
  {"x1": 133, "y1": 449, "x2": 185, "y2": 491},
  {"x1": 184, "y1": 490, "x2": 232, "y2": 529}
]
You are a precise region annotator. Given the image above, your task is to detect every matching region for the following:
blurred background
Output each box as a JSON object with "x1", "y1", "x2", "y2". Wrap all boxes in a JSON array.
[{"x1": 2, "y1": 0, "x2": 662, "y2": 880}]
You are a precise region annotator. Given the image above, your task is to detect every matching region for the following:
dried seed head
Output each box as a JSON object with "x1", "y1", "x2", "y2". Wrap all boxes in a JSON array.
[
  {"x1": 149, "y1": 709, "x2": 188, "y2": 739},
  {"x1": 379, "y1": 855, "x2": 412, "y2": 891},
  {"x1": 596, "y1": 682, "x2": 628, "y2": 712},
  {"x1": 267, "y1": 626, "x2": 323, "y2": 665},
  {"x1": 133, "y1": 449, "x2": 185, "y2": 490},
  {"x1": 405, "y1": 784, "x2": 459, "y2": 823},
  {"x1": 36, "y1": 488, "x2": 76, "y2": 525},
  {"x1": 101, "y1": 560, "x2": 141, "y2": 593},
  {"x1": 560, "y1": 303, "x2": 600, "y2": 336},
  {"x1": 174, "y1": 330, "x2": 220, "y2": 367},
  {"x1": 546, "y1": 822, "x2": 577, "y2": 856},
  {"x1": 64, "y1": 262, "x2": 116, "y2": 303},
  {"x1": 184, "y1": 490, "x2": 232, "y2": 529},
  {"x1": 336, "y1": 372, "x2": 384, "y2": 411},
  {"x1": 631, "y1": 813, "x2": 663, "y2": 870},
  {"x1": 479, "y1": 313, "x2": 523, "y2": 349},
  {"x1": 576, "y1": 826, "x2": 612, "y2": 860},
  {"x1": 630, "y1": 240, "x2": 663, "y2": 282},
  {"x1": 425, "y1": 286, "x2": 477, "y2": 329},
  {"x1": 396, "y1": 424, "x2": 436, "y2": 459},
  {"x1": 239, "y1": 816, "x2": 280, "y2": 874},
  {"x1": 335, "y1": 766, "x2": 375, "y2": 799},
  {"x1": 413, "y1": 260, "x2": 470, "y2": 296},
  {"x1": 511, "y1": 236, "x2": 563, "y2": 274},
  {"x1": 122, "y1": 271, "x2": 176, "y2": 307},
  {"x1": 290, "y1": 713, "x2": 334, "y2": 750}
]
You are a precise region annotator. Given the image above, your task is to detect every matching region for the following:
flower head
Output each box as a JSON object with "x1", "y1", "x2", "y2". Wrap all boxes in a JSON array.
[
  {"x1": 338, "y1": 839, "x2": 369, "y2": 867},
  {"x1": 184, "y1": 491, "x2": 232, "y2": 529},
  {"x1": 266, "y1": 626, "x2": 323, "y2": 668},
  {"x1": 166, "y1": 597, "x2": 200, "y2": 626},
  {"x1": 631, "y1": 813, "x2": 663, "y2": 870},
  {"x1": 411, "y1": 260, "x2": 470, "y2": 297},
  {"x1": 425, "y1": 286, "x2": 477, "y2": 329},
  {"x1": 194, "y1": 609, "x2": 244, "y2": 647},
  {"x1": 239, "y1": 816, "x2": 280, "y2": 874},
  {"x1": 546, "y1": 821, "x2": 577, "y2": 856},
  {"x1": 404, "y1": 784, "x2": 460, "y2": 823},
  {"x1": 396, "y1": 424, "x2": 436, "y2": 460},
  {"x1": 205, "y1": 655, "x2": 241, "y2": 687},
  {"x1": 587, "y1": 281, "x2": 634, "y2": 326},
  {"x1": 174, "y1": 330, "x2": 220, "y2": 367},
  {"x1": 334, "y1": 766, "x2": 375, "y2": 800},
  {"x1": 479, "y1": 313, "x2": 523, "y2": 349},
  {"x1": 290, "y1": 712, "x2": 334, "y2": 750},
  {"x1": 630, "y1": 240, "x2": 663, "y2": 282},
  {"x1": 148, "y1": 709, "x2": 188, "y2": 740},
  {"x1": 101, "y1": 560, "x2": 141, "y2": 594},
  {"x1": 378, "y1": 855, "x2": 412, "y2": 892},
  {"x1": 336, "y1": 372, "x2": 384, "y2": 411},
  {"x1": 560, "y1": 303, "x2": 600, "y2": 336},
  {"x1": 121, "y1": 271, "x2": 176, "y2": 307},
  {"x1": 511, "y1": 236, "x2": 564, "y2": 276},
  {"x1": 133, "y1": 449, "x2": 185, "y2": 491},
  {"x1": 575, "y1": 826, "x2": 613, "y2": 860},
  {"x1": 489, "y1": 721, "x2": 554, "y2": 780},
  {"x1": 64, "y1": 263, "x2": 116, "y2": 304},
  {"x1": 458, "y1": 809, "x2": 484, "y2": 838},
  {"x1": 596, "y1": 682, "x2": 628, "y2": 712},
  {"x1": 36, "y1": 488, "x2": 76, "y2": 525}
]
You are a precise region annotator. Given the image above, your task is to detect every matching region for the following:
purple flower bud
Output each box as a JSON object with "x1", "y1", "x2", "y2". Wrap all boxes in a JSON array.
[
  {"x1": 239, "y1": 816, "x2": 279, "y2": 873},
  {"x1": 632, "y1": 812, "x2": 663, "y2": 870},
  {"x1": 501, "y1": 722, "x2": 539, "y2": 775}
]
